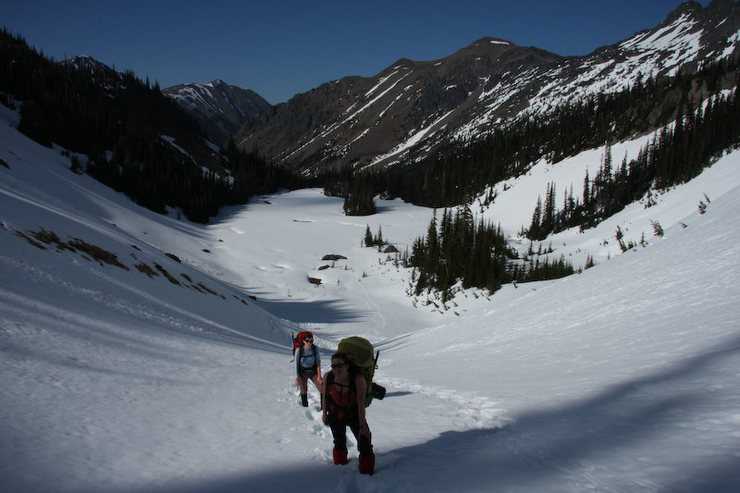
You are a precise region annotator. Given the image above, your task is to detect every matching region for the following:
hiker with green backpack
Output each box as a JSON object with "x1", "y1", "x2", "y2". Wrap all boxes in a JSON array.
[
  {"x1": 322, "y1": 352, "x2": 374, "y2": 474},
  {"x1": 321, "y1": 336, "x2": 386, "y2": 475}
]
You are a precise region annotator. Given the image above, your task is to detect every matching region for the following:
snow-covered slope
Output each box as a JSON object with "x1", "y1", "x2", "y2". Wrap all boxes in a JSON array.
[{"x1": 2, "y1": 101, "x2": 740, "y2": 492}]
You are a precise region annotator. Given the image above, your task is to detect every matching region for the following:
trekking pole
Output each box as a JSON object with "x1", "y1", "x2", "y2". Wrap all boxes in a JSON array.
[{"x1": 371, "y1": 350, "x2": 386, "y2": 400}]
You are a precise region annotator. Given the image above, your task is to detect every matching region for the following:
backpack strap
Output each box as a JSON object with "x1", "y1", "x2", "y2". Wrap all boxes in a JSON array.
[
  {"x1": 325, "y1": 371, "x2": 358, "y2": 418},
  {"x1": 309, "y1": 345, "x2": 318, "y2": 371},
  {"x1": 325, "y1": 370, "x2": 354, "y2": 392},
  {"x1": 297, "y1": 344, "x2": 319, "y2": 374}
]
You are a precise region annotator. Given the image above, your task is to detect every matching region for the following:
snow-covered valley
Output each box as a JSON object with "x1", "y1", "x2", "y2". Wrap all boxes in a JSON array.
[{"x1": 2, "y1": 101, "x2": 740, "y2": 492}]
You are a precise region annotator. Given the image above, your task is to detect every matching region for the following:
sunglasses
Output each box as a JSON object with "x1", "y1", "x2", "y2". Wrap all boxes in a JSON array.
[
  {"x1": 304, "y1": 338, "x2": 313, "y2": 343},
  {"x1": 331, "y1": 363, "x2": 345, "y2": 369}
]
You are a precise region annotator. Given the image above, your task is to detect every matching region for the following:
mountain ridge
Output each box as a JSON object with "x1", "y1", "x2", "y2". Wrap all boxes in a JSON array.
[
  {"x1": 163, "y1": 79, "x2": 270, "y2": 145},
  {"x1": 232, "y1": 0, "x2": 739, "y2": 173}
]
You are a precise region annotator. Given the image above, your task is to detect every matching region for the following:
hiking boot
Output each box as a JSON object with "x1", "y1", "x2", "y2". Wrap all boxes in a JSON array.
[
  {"x1": 333, "y1": 448, "x2": 349, "y2": 465},
  {"x1": 300, "y1": 394, "x2": 308, "y2": 407},
  {"x1": 359, "y1": 453, "x2": 375, "y2": 475}
]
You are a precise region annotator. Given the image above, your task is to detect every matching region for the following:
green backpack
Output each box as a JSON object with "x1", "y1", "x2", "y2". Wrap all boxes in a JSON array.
[{"x1": 337, "y1": 336, "x2": 385, "y2": 407}]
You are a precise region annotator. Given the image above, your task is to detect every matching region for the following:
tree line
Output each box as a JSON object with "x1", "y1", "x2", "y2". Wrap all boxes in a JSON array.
[
  {"x1": 401, "y1": 207, "x2": 574, "y2": 299},
  {"x1": 333, "y1": 53, "x2": 739, "y2": 213},
  {"x1": 339, "y1": 54, "x2": 738, "y2": 293},
  {"x1": 1, "y1": 29, "x2": 297, "y2": 223},
  {"x1": 526, "y1": 88, "x2": 740, "y2": 240}
]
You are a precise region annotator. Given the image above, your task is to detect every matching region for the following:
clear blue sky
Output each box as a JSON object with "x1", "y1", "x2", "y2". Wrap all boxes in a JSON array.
[{"x1": 1, "y1": 0, "x2": 711, "y2": 104}]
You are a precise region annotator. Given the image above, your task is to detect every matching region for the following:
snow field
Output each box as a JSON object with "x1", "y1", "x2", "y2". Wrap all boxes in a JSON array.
[{"x1": 2, "y1": 102, "x2": 740, "y2": 491}]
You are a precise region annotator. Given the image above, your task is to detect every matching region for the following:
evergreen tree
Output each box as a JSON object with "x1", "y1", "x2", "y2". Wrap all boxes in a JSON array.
[{"x1": 528, "y1": 196, "x2": 542, "y2": 240}]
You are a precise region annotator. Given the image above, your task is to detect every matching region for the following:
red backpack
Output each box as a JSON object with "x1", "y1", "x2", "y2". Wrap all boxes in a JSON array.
[{"x1": 292, "y1": 331, "x2": 313, "y2": 356}]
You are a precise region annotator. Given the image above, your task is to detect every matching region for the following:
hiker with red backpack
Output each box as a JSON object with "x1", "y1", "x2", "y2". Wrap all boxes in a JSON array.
[
  {"x1": 293, "y1": 331, "x2": 323, "y2": 407},
  {"x1": 322, "y1": 351, "x2": 375, "y2": 475}
]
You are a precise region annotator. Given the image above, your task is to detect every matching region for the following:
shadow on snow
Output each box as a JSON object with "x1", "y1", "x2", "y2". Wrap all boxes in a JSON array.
[
  {"x1": 134, "y1": 334, "x2": 740, "y2": 492},
  {"x1": 257, "y1": 298, "x2": 368, "y2": 325}
]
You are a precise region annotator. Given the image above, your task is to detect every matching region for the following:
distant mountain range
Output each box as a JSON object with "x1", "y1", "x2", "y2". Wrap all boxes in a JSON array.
[
  {"x1": 59, "y1": 57, "x2": 271, "y2": 148},
  {"x1": 163, "y1": 80, "x2": 270, "y2": 145},
  {"x1": 55, "y1": 1, "x2": 740, "y2": 176},
  {"x1": 214, "y1": 0, "x2": 738, "y2": 173}
]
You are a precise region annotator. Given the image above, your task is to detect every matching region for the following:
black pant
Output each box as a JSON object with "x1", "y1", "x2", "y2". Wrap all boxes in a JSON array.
[{"x1": 328, "y1": 415, "x2": 373, "y2": 456}]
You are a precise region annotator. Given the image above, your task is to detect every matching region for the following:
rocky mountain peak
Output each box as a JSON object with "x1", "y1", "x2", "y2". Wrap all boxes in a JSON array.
[
  {"x1": 164, "y1": 80, "x2": 271, "y2": 145},
  {"x1": 61, "y1": 55, "x2": 115, "y2": 77}
]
